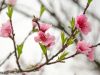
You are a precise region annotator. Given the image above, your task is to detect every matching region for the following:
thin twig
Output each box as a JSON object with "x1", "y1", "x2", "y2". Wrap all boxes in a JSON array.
[
  {"x1": 0, "y1": 0, "x2": 5, "y2": 13},
  {"x1": 10, "y1": 19, "x2": 22, "y2": 71},
  {"x1": 0, "y1": 51, "x2": 14, "y2": 67},
  {"x1": 22, "y1": 31, "x2": 32, "y2": 44},
  {"x1": 83, "y1": 2, "x2": 90, "y2": 14},
  {"x1": 91, "y1": 43, "x2": 100, "y2": 48}
]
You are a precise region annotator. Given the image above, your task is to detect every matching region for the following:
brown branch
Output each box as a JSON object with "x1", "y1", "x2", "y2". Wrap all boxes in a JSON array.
[
  {"x1": 0, "y1": 0, "x2": 100, "y2": 74},
  {"x1": 48, "y1": 52, "x2": 78, "y2": 65},
  {"x1": 0, "y1": 20, "x2": 78, "y2": 74},
  {"x1": 10, "y1": 19, "x2": 22, "y2": 71},
  {"x1": 48, "y1": 44, "x2": 68, "y2": 62},
  {"x1": 0, "y1": 37, "x2": 100, "y2": 74},
  {"x1": 83, "y1": 2, "x2": 90, "y2": 14},
  {"x1": 91, "y1": 43, "x2": 100, "y2": 48}
]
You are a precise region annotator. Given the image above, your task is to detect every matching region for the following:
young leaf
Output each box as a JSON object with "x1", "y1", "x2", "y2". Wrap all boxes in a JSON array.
[
  {"x1": 61, "y1": 32, "x2": 67, "y2": 45},
  {"x1": 40, "y1": 4, "x2": 45, "y2": 17},
  {"x1": 58, "y1": 52, "x2": 68, "y2": 61},
  {"x1": 39, "y1": 43, "x2": 47, "y2": 55},
  {"x1": 17, "y1": 43, "x2": 23, "y2": 59},
  {"x1": 32, "y1": 28, "x2": 38, "y2": 32},
  {"x1": 70, "y1": 17, "x2": 75, "y2": 30},
  {"x1": 67, "y1": 37, "x2": 74, "y2": 45},
  {"x1": 74, "y1": 30, "x2": 79, "y2": 37},
  {"x1": 61, "y1": 32, "x2": 65, "y2": 45},
  {"x1": 88, "y1": 0, "x2": 92, "y2": 4},
  {"x1": 7, "y1": 5, "x2": 13, "y2": 19}
]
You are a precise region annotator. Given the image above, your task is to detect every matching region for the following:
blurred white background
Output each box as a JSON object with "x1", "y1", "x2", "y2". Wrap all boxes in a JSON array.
[{"x1": 0, "y1": 0, "x2": 100, "y2": 75}]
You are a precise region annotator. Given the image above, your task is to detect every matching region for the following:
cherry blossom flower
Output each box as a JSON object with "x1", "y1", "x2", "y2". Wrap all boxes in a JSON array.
[
  {"x1": 76, "y1": 40, "x2": 94, "y2": 61},
  {"x1": 34, "y1": 31, "x2": 55, "y2": 47},
  {"x1": 40, "y1": 23, "x2": 51, "y2": 32},
  {"x1": 76, "y1": 14, "x2": 91, "y2": 35},
  {"x1": 7, "y1": 0, "x2": 16, "y2": 6},
  {"x1": 0, "y1": 21, "x2": 12, "y2": 37}
]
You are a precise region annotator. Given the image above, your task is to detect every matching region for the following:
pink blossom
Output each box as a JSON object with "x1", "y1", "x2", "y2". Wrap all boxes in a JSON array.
[
  {"x1": 7, "y1": 0, "x2": 16, "y2": 6},
  {"x1": 34, "y1": 31, "x2": 55, "y2": 47},
  {"x1": 0, "y1": 21, "x2": 12, "y2": 37},
  {"x1": 32, "y1": 22, "x2": 37, "y2": 28},
  {"x1": 76, "y1": 40, "x2": 94, "y2": 61},
  {"x1": 87, "y1": 50, "x2": 94, "y2": 61},
  {"x1": 76, "y1": 14, "x2": 91, "y2": 35},
  {"x1": 40, "y1": 23, "x2": 51, "y2": 32}
]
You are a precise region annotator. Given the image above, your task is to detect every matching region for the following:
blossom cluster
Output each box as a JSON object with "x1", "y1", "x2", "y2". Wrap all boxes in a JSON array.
[
  {"x1": 76, "y1": 14, "x2": 94, "y2": 61},
  {"x1": 0, "y1": 0, "x2": 95, "y2": 62},
  {"x1": 33, "y1": 23, "x2": 55, "y2": 47}
]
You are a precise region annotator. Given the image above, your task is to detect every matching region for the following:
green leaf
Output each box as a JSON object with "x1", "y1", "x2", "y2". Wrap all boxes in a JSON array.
[
  {"x1": 7, "y1": 5, "x2": 13, "y2": 19},
  {"x1": 67, "y1": 37, "x2": 74, "y2": 45},
  {"x1": 74, "y1": 30, "x2": 79, "y2": 37},
  {"x1": 32, "y1": 28, "x2": 38, "y2": 32},
  {"x1": 70, "y1": 17, "x2": 75, "y2": 30},
  {"x1": 61, "y1": 32, "x2": 65, "y2": 45},
  {"x1": 58, "y1": 52, "x2": 68, "y2": 61},
  {"x1": 17, "y1": 43, "x2": 23, "y2": 59},
  {"x1": 88, "y1": 0, "x2": 92, "y2": 4},
  {"x1": 40, "y1": 4, "x2": 45, "y2": 17},
  {"x1": 39, "y1": 43, "x2": 47, "y2": 55},
  {"x1": 61, "y1": 32, "x2": 67, "y2": 45}
]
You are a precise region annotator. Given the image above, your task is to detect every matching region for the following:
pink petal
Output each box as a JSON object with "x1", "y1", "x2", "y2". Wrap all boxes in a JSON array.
[
  {"x1": 34, "y1": 36, "x2": 41, "y2": 42},
  {"x1": 76, "y1": 41, "x2": 89, "y2": 54},
  {"x1": 43, "y1": 34, "x2": 55, "y2": 47},
  {"x1": 32, "y1": 22, "x2": 37, "y2": 28},
  {"x1": 0, "y1": 21, "x2": 12, "y2": 37},
  {"x1": 76, "y1": 40, "x2": 95, "y2": 61},
  {"x1": 87, "y1": 50, "x2": 94, "y2": 61},
  {"x1": 7, "y1": 0, "x2": 16, "y2": 6},
  {"x1": 40, "y1": 23, "x2": 51, "y2": 32}
]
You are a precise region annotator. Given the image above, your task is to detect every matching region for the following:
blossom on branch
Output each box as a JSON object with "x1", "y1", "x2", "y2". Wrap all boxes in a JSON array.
[
  {"x1": 76, "y1": 14, "x2": 91, "y2": 35},
  {"x1": 34, "y1": 31, "x2": 55, "y2": 47},
  {"x1": 76, "y1": 40, "x2": 94, "y2": 61},
  {"x1": 0, "y1": 21, "x2": 12, "y2": 37}
]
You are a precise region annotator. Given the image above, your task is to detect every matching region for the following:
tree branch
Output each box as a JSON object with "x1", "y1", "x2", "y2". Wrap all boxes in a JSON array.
[{"x1": 10, "y1": 19, "x2": 22, "y2": 71}]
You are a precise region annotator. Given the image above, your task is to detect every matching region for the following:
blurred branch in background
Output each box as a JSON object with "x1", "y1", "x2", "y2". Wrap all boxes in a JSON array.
[
  {"x1": 0, "y1": 0, "x2": 100, "y2": 74},
  {"x1": 0, "y1": 0, "x2": 6, "y2": 13},
  {"x1": 0, "y1": 51, "x2": 14, "y2": 67}
]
